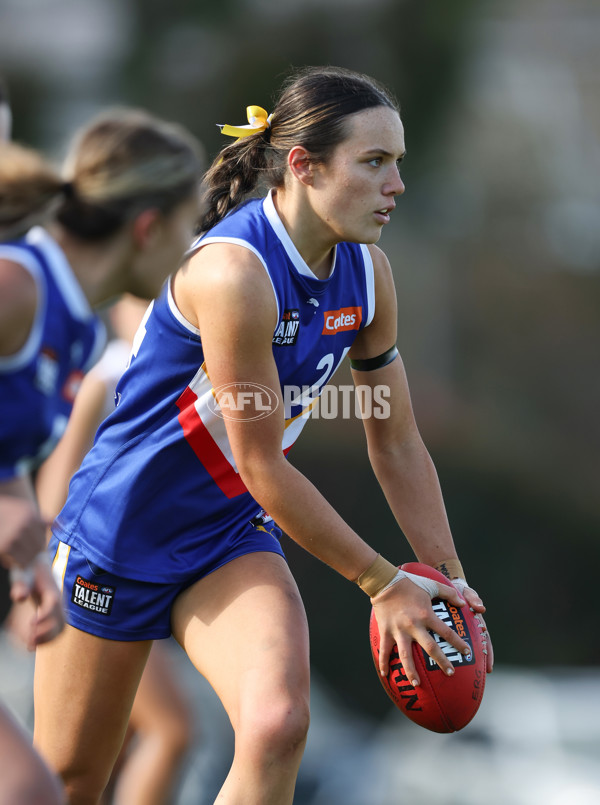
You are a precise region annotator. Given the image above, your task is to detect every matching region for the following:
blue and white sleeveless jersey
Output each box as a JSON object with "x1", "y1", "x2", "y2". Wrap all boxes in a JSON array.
[
  {"x1": 0, "y1": 227, "x2": 105, "y2": 480},
  {"x1": 54, "y1": 191, "x2": 375, "y2": 582}
]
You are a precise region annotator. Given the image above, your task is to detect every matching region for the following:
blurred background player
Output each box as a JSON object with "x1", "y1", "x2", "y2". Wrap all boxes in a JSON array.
[
  {"x1": 36, "y1": 294, "x2": 194, "y2": 805},
  {"x1": 0, "y1": 103, "x2": 204, "y2": 804},
  {"x1": 0, "y1": 71, "x2": 66, "y2": 805}
]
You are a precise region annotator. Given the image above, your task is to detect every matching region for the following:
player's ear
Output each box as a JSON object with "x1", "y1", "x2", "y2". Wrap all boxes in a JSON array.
[
  {"x1": 132, "y1": 209, "x2": 162, "y2": 251},
  {"x1": 288, "y1": 146, "x2": 313, "y2": 186}
]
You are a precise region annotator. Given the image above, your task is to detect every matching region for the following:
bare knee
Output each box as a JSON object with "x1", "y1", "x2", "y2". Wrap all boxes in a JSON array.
[
  {"x1": 53, "y1": 765, "x2": 111, "y2": 805},
  {"x1": 238, "y1": 695, "x2": 310, "y2": 764}
]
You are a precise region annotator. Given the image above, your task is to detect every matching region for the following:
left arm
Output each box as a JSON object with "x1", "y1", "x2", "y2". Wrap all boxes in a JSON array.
[
  {"x1": 356, "y1": 355, "x2": 457, "y2": 568},
  {"x1": 350, "y1": 245, "x2": 493, "y2": 671},
  {"x1": 349, "y1": 245, "x2": 456, "y2": 565}
]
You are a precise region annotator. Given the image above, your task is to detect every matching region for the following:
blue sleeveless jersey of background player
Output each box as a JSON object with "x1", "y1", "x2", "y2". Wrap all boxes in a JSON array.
[
  {"x1": 53, "y1": 191, "x2": 375, "y2": 583},
  {"x1": 0, "y1": 226, "x2": 105, "y2": 480}
]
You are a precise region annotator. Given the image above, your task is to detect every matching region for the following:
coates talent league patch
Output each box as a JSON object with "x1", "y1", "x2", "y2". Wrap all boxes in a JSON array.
[
  {"x1": 273, "y1": 309, "x2": 300, "y2": 346},
  {"x1": 71, "y1": 575, "x2": 115, "y2": 616}
]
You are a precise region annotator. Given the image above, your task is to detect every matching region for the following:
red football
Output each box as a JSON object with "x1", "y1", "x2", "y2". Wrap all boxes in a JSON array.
[{"x1": 369, "y1": 562, "x2": 486, "y2": 733}]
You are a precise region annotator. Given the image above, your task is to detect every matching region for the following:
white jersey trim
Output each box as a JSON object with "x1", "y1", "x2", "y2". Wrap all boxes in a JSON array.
[
  {"x1": 167, "y1": 277, "x2": 201, "y2": 336},
  {"x1": 187, "y1": 236, "x2": 280, "y2": 324},
  {"x1": 263, "y1": 190, "x2": 337, "y2": 281},
  {"x1": 0, "y1": 244, "x2": 47, "y2": 372},
  {"x1": 26, "y1": 227, "x2": 94, "y2": 322},
  {"x1": 360, "y1": 244, "x2": 376, "y2": 327}
]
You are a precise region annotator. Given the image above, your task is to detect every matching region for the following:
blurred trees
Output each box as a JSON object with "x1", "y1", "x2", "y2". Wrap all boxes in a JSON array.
[{"x1": 112, "y1": 0, "x2": 477, "y2": 167}]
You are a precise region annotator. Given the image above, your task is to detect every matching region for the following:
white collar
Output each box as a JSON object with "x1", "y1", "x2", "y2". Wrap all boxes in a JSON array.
[{"x1": 262, "y1": 190, "x2": 336, "y2": 281}]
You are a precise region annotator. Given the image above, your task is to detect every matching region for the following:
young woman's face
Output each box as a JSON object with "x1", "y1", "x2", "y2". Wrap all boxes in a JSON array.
[
  {"x1": 130, "y1": 192, "x2": 201, "y2": 298},
  {"x1": 310, "y1": 105, "x2": 406, "y2": 245}
]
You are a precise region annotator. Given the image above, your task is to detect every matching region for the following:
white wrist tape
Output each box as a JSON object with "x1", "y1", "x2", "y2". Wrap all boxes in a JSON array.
[
  {"x1": 375, "y1": 568, "x2": 442, "y2": 599},
  {"x1": 450, "y1": 577, "x2": 469, "y2": 596}
]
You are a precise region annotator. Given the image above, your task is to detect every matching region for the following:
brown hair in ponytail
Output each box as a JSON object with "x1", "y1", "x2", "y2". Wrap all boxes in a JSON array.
[
  {"x1": 0, "y1": 142, "x2": 65, "y2": 239},
  {"x1": 200, "y1": 65, "x2": 399, "y2": 233},
  {"x1": 0, "y1": 107, "x2": 204, "y2": 242}
]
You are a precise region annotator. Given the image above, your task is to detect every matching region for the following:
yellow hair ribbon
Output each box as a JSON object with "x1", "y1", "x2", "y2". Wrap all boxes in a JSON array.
[{"x1": 218, "y1": 106, "x2": 272, "y2": 141}]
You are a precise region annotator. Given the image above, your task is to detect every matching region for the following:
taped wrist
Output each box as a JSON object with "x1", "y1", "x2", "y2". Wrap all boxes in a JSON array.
[
  {"x1": 372, "y1": 567, "x2": 444, "y2": 601},
  {"x1": 434, "y1": 558, "x2": 465, "y2": 581},
  {"x1": 355, "y1": 554, "x2": 398, "y2": 598},
  {"x1": 451, "y1": 577, "x2": 469, "y2": 597}
]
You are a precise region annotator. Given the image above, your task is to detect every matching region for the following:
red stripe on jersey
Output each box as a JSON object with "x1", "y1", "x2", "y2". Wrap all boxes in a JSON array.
[{"x1": 176, "y1": 386, "x2": 248, "y2": 499}]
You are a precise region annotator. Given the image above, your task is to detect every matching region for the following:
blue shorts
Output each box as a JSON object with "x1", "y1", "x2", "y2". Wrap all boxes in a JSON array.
[{"x1": 48, "y1": 521, "x2": 285, "y2": 641}]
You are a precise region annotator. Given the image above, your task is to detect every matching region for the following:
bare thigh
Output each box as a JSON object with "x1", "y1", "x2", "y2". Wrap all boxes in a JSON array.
[
  {"x1": 171, "y1": 552, "x2": 310, "y2": 730},
  {"x1": 33, "y1": 624, "x2": 151, "y2": 799}
]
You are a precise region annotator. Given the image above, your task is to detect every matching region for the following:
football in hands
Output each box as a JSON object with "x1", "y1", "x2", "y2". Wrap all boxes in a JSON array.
[{"x1": 369, "y1": 562, "x2": 486, "y2": 733}]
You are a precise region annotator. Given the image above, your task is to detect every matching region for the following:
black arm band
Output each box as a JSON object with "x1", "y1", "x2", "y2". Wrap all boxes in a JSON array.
[{"x1": 349, "y1": 345, "x2": 399, "y2": 372}]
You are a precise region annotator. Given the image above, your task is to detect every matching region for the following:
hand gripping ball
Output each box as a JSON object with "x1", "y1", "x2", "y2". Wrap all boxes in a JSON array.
[{"x1": 369, "y1": 562, "x2": 487, "y2": 733}]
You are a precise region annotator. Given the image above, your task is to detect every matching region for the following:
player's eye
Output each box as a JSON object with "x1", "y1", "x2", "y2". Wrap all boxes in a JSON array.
[{"x1": 368, "y1": 157, "x2": 383, "y2": 168}]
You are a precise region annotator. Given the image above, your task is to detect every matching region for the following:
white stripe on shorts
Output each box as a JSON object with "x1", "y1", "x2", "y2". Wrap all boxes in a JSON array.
[{"x1": 51, "y1": 541, "x2": 71, "y2": 591}]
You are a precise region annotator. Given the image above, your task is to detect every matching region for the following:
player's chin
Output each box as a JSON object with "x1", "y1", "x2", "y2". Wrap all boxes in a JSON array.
[
  {"x1": 348, "y1": 228, "x2": 382, "y2": 246},
  {"x1": 364, "y1": 223, "x2": 385, "y2": 244},
  {"x1": 342, "y1": 220, "x2": 384, "y2": 244}
]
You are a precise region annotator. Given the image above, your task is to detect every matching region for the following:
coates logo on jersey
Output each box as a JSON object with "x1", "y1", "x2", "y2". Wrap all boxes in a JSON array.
[{"x1": 322, "y1": 307, "x2": 362, "y2": 335}]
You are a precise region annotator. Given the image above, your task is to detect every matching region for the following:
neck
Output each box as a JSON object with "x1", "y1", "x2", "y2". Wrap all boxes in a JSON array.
[
  {"x1": 46, "y1": 223, "x2": 134, "y2": 308},
  {"x1": 271, "y1": 189, "x2": 335, "y2": 280}
]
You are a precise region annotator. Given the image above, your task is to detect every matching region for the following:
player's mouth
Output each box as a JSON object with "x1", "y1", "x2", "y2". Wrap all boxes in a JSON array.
[{"x1": 374, "y1": 206, "x2": 394, "y2": 224}]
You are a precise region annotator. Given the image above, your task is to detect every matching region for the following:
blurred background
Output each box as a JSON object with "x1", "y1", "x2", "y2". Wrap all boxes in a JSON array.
[{"x1": 1, "y1": 0, "x2": 599, "y2": 802}]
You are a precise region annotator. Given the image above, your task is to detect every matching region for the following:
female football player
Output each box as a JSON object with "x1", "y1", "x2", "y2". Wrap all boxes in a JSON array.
[
  {"x1": 34, "y1": 67, "x2": 492, "y2": 805},
  {"x1": 0, "y1": 106, "x2": 203, "y2": 804}
]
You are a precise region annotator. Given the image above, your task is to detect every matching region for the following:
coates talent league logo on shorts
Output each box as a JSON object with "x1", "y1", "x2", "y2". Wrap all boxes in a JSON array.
[{"x1": 71, "y1": 575, "x2": 115, "y2": 616}]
